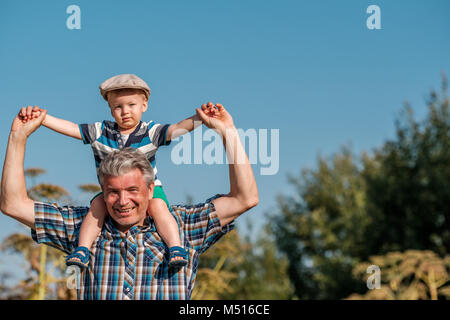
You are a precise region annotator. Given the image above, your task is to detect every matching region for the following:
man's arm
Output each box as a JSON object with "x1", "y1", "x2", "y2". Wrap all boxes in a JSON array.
[
  {"x1": 196, "y1": 103, "x2": 259, "y2": 227},
  {"x1": 19, "y1": 106, "x2": 82, "y2": 140},
  {"x1": 166, "y1": 114, "x2": 202, "y2": 141},
  {"x1": 0, "y1": 108, "x2": 48, "y2": 229}
]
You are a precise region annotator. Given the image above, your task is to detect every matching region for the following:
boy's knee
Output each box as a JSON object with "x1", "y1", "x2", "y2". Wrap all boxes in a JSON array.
[
  {"x1": 90, "y1": 193, "x2": 104, "y2": 205},
  {"x1": 147, "y1": 198, "x2": 168, "y2": 214}
]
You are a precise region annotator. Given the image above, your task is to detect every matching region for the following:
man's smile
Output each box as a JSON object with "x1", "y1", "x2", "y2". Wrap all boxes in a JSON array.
[{"x1": 113, "y1": 206, "x2": 136, "y2": 217}]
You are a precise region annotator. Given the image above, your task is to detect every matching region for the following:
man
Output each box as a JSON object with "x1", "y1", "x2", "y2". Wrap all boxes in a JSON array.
[{"x1": 0, "y1": 102, "x2": 258, "y2": 300}]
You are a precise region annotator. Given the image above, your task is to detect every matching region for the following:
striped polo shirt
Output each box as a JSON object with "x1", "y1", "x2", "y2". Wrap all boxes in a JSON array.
[{"x1": 79, "y1": 120, "x2": 170, "y2": 186}]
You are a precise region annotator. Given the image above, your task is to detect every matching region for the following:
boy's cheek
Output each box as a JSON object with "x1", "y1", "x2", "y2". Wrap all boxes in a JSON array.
[{"x1": 110, "y1": 107, "x2": 118, "y2": 118}]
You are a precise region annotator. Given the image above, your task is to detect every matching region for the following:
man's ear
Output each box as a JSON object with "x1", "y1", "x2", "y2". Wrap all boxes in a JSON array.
[{"x1": 148, "y1": 182, "x2": 155, "y2": 200}]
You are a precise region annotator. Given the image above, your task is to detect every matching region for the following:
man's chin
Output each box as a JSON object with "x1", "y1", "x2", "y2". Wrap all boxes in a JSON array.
[
  {"x1": 111, "y1": 218, "x2": 134, "y2": 232},
  {"x1": 110, "y1": 214, "x2": 146, "y2": 232}
]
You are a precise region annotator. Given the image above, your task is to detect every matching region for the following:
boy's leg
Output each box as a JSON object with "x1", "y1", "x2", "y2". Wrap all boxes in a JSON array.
[
  {"x1": 147, "y1": 198, "x2": 184, "y2": 263},
  {"x1": 66, "y1": 194, "x2": 107, "y2": 267},
  {"x1": 78, "y1": 194, "x2": 107, "y2": 248}
]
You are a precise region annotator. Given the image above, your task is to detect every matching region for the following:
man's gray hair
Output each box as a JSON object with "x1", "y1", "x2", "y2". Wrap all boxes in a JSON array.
[{"x1": 98, "y1": 148, "x2": 155, "y2": 187}]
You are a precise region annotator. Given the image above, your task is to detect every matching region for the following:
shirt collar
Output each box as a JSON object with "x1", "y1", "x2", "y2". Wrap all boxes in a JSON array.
[{"x1": 113, "y1": 120, "x2": 143, "y2": 138}]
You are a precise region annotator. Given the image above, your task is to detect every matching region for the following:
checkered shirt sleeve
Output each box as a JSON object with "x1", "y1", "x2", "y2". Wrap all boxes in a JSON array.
[{"x1": 31, "y1": 201, "x2": 89, "y2": 254}]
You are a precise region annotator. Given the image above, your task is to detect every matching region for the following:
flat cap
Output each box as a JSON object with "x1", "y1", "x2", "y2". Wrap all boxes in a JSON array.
[{"x1": 99, "y1": 74, "x2": 151, "y2": 101}]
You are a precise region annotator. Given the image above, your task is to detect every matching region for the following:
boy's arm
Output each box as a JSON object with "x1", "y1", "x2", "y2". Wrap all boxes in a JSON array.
[
  {"x1": 166, "y1": 114, "x2": 202, "y2": 141},
  {"x1": 42, "y1": 114, "x2": 82, "y2": 140},
  {"x1": 19, "y1": 106, "x2": 81, "y2": 140}
]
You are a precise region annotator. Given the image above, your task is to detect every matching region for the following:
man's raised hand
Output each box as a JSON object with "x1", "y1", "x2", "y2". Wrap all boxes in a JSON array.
[
  {"x1": 12, "y1": 106, "x2": 47, "y2": 138},
  {"x1": 18, "y1": 105, "x2": 42, "y2": 123},
  {"x1": 196, "y1": 102, "x2": 234, "y2": 134}
]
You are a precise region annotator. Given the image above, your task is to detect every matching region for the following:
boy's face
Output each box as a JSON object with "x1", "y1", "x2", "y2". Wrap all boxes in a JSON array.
[{"x1": 107, "y1": 89, "x2": 148, "y2": 133}]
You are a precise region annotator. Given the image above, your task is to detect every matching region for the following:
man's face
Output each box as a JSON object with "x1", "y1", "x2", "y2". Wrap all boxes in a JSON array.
[
  {"x1": 102, "y1": 168, "x2": 153, "y2": 233},
  {"x1": 108, "y1": 89, "x2": 148, "y2": 134}
]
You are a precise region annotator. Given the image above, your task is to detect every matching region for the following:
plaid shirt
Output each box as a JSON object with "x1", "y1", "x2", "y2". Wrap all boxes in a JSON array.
[{"x1": 31, "y1": 195, "x2": 234, "y2": 300}]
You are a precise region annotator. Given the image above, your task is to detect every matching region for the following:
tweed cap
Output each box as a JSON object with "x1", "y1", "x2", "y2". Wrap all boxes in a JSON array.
[{"x1": 99, "y1": 74, "x2": 151, "y2": 101}]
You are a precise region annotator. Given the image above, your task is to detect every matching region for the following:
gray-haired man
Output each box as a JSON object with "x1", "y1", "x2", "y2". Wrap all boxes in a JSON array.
[{"x1": 0, "y1": 102, "x2": 258, "y2": 299}]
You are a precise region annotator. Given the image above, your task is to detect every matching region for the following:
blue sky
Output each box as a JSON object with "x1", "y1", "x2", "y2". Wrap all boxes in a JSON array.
[{"x1": 0, "y1": 0, "x2": 449, "y2": 282}]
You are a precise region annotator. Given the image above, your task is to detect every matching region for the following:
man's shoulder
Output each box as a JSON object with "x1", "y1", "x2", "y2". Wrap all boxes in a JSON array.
[
  {"x1": 169, "y1": 195, "x2": 223, "y2": 220},
  {"x1": 170, "y1": 202, "x2": 211, "y2": 214},
  {"x1": 34, "y1": 201, "x2": 90, "y2": 213},
  {"x1": 34, "y1": 202, "x2": 90, "y2": 223}
]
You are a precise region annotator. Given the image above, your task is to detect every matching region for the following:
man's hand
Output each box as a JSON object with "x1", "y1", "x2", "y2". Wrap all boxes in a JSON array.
[
  {"x1": 196, "y1": 102, "x2": 235, "y2": 134},
  {"x1": 12, "y1": 106, "x2": 47, "y2": 138}
]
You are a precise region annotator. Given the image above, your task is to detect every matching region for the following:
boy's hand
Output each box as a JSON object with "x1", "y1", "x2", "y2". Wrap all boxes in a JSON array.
[{"x1": 18, "y1": 105, "x2": 43, "y2": 123}]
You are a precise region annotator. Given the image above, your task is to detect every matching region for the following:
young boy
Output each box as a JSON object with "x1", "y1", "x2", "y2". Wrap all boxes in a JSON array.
[{"x1": 21, "y1": 74, "x2": 201, "y2": 270}]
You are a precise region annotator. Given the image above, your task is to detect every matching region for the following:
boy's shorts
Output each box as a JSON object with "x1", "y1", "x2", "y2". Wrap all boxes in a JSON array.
[
  {"x1": 152, "y1": 186, "x2": 170, "y2": 209},
  {"x1": 90, "y1": 186, "x2": 170, "y2": 209}
]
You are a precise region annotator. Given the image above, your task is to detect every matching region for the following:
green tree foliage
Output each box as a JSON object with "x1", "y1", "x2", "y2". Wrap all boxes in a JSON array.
[
  {"x1": 223, "y1": 225, "x2": 296, "y2": 299},
  {"x1": 192, "y1": 226, "x2": 295, "y2": 300},
  {"x1": 270, "y1": 77, "x2": 450, "y2": 299},
  {"x1": 347, "y1": 250, "x2": 450, "y2": 300},
  {"x1": 364, "y1": 79, "x2": 450, "y2": 256},
  {"x1": 270, "y1": 148, "x2": 371, "y2": 299}
]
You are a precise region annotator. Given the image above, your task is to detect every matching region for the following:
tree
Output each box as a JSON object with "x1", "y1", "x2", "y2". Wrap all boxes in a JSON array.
[
  {"x1": 347, "y1": 250, "x2": 450, "y2": 300},
  {"x1": 0, "y1": 233, "x2": 76, "y2": 300},
  {"x1": 222, "y1": 224, "x2": 296, "y2": 299},
  {"x1": 192, "y1": 224, "x2": 296, "y2": 300},
  {"x1": 364, "y1": 76, "x2": 450, "y2": 256},
  {"x1": 28, "y1": 184, "x2": 69, "y2": 204},
  {"x1": 0, "y1": 168, "x2": 76, "y2": 300},
  {"x1": 270, "y1": 76, "x2": 450, "y2": 299},
  {"x1": 78, "y1": 184, "x2": 101, "y2": 194},
  {"x1": 24, "y1": 168, "x2": 46, "y2": 188},
  {"x1": 270, "y1": 147, "x2": 371, "y2": 299},
  {"x1": 192, "y1": 230, "x2": 242, "y2": 299}
]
